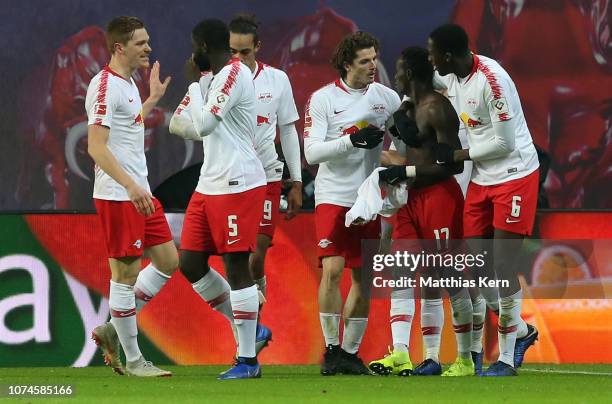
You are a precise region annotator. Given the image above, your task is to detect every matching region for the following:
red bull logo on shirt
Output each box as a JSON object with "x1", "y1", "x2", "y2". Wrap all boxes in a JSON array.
[
  {"x1": 257, "y1": 115, "x2": 271, "y2": 126},
  {"x1": 460, "y1": 112, "x2": 483, "y2": 128},
  {"x1": 134, "y1": 111, "x2": 144, "y2": 126},
  {"x1": 341, "y1": 120, "x2": 369, "y2": 136}
]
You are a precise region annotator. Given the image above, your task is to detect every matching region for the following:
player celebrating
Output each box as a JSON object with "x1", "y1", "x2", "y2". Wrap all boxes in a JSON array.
[
  {"x1": 304, "y1": 32, "x2": 401, "y2": 375},
  {"x1": 429, "y1": 24, "x2": 539, "y2": 376},
  {"x1": 86, "y1": 16, "x2": 174, "y2": 377},
  {"x1": 228, "y1": 14, "x2": 302, "y2": 341},
  {"x1": 176, "y1": 19, "x2": 266, "y2": 380},
  {"x1": 369, "y1": 47, "x2": 473, "y2": 377}
]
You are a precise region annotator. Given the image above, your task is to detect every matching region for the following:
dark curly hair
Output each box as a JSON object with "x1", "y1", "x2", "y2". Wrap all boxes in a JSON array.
[
  {"x1": 331, "y1": 31, "x2": 379, "y2": 79},
  {"x1": 229, "y1": 13, "x2": 260, "y2": 45}
]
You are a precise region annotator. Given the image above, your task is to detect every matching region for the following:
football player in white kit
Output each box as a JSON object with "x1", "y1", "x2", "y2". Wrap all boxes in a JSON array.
[
  {"x1": 228, "y1": 14, "x2": 303, "y2": 347},
  {"x1": 304, "y1": 32, "x2": 401, "y2": 375},
  {"x1": 86, "y1": 16, "x2": 174, "y2": 377},
  {"x1": 172, "y1": 19, "x2": 266, "y2": 380},
  {"x1": 429, "y1": 24, "x2": 540, "y2": 376}
]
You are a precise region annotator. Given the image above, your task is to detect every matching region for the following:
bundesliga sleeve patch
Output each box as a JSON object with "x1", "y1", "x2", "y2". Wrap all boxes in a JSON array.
[
  {"x1": 209, "y1": 90, "x2": 231, "y2": 116},
  {"x1": 491, "y1": 97, "x2": 509, "y2": 115}
]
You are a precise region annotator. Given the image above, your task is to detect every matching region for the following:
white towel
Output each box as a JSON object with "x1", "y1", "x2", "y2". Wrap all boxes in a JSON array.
[{"x1": 345, "y1": 168, "x2": 408, "y2": 227}]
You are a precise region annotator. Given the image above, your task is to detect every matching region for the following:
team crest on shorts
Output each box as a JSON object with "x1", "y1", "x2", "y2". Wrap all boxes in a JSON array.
[{"x1": 318, "y1": 238, "x2": 333, "y2": 248}]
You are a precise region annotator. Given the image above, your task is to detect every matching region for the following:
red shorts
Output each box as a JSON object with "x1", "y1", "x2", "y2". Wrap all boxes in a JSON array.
[
  {"x1": 315, "y1": 204, "x2": 381, "y2": 268},
  {"x1": 180, "y1": 186, "x2": 266, "y2": 254},
  {"x1": 463, "y1": 170, "x2": 539, "y2": 237},
  {"x1": 393, "y1": 177, "x2": 464, "y2": 242},
  {"x1": 258, "y1": 181, "x2": 282, "y2": 238},
  {"x1": 94, "y1": 198, "x2": 172, "y2": 258}
]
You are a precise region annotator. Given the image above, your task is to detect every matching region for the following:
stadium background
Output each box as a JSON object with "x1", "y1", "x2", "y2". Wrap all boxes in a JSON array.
[{"x1": 1, "y1": 0, "x2": 611, "y2": 367}]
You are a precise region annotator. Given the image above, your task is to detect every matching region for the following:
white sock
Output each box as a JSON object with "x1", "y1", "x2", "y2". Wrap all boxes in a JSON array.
[
  {"x1": 480, "y1": 286, "x2": 499, "y2": 313},
  {"x1": 319, "y1": 313, "x2": 341, "y2": 346},
  {"x1": 109, "y1": 280, "x2": 141, "y2": 362},
  {"x1": 449, "y1": 289, "x2": 473, "y2": 359},
  {"x1": 134, "y1": 263, "x2": 171, "y2": 312},
  {"x1": 498, "y1": 289, "x2": 524, "y2": 366},
  {"x1": 471, "y1": 294, "x2": 486, "y2": 352},
  {"x1": 390, "y1": 288, "x2": 415, "y2": 352},
  {"x1": 192, "y1": 268, "x2": 237, "y2": 345},
  {"x1": 341, "y1": 318, "x2": 368, "y2": 354},
  {"x1": 421, "y1": 298, "x2": 444, "y2": 362},
  {"x1": 230, "y1": 285, "x2": 259, "y2": 358},
  {"x1": 254, "y1": 276, "x2": 267, "y2": 298}
]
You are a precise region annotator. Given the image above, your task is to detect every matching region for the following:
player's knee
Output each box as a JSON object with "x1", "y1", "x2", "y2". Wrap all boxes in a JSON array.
[{"x1": 321, "y1": 268, "x2": 342, "y2": 286}]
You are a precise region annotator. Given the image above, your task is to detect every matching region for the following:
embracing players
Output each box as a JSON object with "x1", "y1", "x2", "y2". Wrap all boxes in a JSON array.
[{"x1": 429, "y1": 24, "x2": 539, "y2": 376}]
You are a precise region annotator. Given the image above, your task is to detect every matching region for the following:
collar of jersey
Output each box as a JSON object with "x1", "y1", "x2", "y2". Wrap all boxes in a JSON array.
[
  {"x1": 335, "y1": 78, "x2": 368, "y2": 95},
  {"x1": 103, "y1": 65, "x2": 132, "y2": 83},
  {"x1": 459, "y1": 53, "x2": 480, "y2": 85}
]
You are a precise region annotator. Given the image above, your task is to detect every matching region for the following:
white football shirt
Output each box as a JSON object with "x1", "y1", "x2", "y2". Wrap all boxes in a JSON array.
[
  {"x1": 434, "y1": 55, "x2": 539, "y2": 185},
  {"x1": 85, "y1": 66, "x2": 150, "y2": 200},
  {"x1": 195, "y1": 59, "x2": 266, "y2": 195},
  {"x1": 252, "y1": 62, "x2": 300, "y2": 182},
  {"x1": 304, "y1": 79, "x2": 401, "y2": 207}
]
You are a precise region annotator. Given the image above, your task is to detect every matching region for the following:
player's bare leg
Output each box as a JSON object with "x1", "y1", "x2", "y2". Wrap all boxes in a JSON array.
[
  {"x1": 250, "y1": 234, "x2": 271, "y2": 298},
  {"x1": 318, "y1": 256, "x2": 344, "y2": 375}
]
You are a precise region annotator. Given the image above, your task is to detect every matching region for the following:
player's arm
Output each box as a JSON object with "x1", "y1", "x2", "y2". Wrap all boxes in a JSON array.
[
  {"x1": 142, "y1": 61, "x2": 171, "y2": 119},
  {"x1": 87, "y1": 125, "x2": 154, "y2": 216},
  {"x1": 435, "y1": 78, "x2": 516, "y2": 164},
  {"x1": 304, "y1": 94, "x2": 383, "y2": 164},
  {"x1": 279, "y1": 122, "x2": 302, "y2": 219},
  {"x1": 276, "y1": 74, "x2": 303, "y2": 219},
  {"x1": 380, "y1": 102, "x2": 463, "y2": 184},
  {"x1": 169, "y1": 88, "x2": 202, "y2": 141},
  {"x1": 189, "y1": 69, "x2": 238, "y2": 137}
]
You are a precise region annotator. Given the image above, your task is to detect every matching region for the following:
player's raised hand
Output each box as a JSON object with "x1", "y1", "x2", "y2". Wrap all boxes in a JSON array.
[
  {"x1": 149, "y1": 61, "x2": 171, "y2": 101},
  {"x1": 285, "y1": 182, "x2": 303, "y2": 220},
  {"x1": 127, "y1": 182, "x2": 155, "y2": 217},
  {"x1": 350, "y1": 125, "x2": 384, "y2": 149}
]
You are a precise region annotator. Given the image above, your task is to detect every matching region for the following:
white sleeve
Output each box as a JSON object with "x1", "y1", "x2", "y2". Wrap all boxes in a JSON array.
[
  {"x1": 468, "y1": 77, "x2": 516, "y2": 161},
  {"x1": 188, "y1": 83, "x2": 221, "y2": 137},
  {"x1": 204, "y1": 64, "x2": 241, "y2": 121},
  {"x1": 87, "y1": 78, "x2": 119, "y2": 128},
  {"x1": 279, "y1": 123, "x2": 301, "y2": 181},
  {"x1": 303, "y1": 92, "x2": 354, "y2": 165},
  {"x1": 468, "y1": 119, "x2": 515, "y2": 161},
  {"x1": 276, "y1": 72, "x2": 300, "y2": 125},
  {"x1": 169, "y1": 90, "x2": 202, "y2": 141}
]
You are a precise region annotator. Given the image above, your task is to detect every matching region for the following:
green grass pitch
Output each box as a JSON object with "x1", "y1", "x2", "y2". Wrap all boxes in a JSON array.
[{"x1": 1, "y1": 365, "x2": 611, "y2": 403}]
